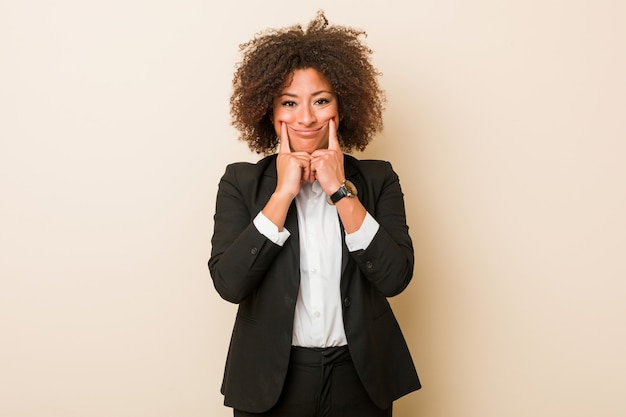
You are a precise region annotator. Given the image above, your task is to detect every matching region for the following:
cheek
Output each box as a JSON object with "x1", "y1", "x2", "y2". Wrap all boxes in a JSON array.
[
  {"x1": 272, "y1": 110, "x2": 295, "y2": 133},
  {"x1": 273, "y1": 108, "x2": 295, "y2": 123},
  {"x1": 323, "y1": 105, "x2": 339, "y2": 120}
]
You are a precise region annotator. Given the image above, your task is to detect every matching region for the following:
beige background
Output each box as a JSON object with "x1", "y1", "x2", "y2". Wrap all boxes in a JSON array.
[{"x1": 1, "y1": 0, "x2": 625, "y2": 416}]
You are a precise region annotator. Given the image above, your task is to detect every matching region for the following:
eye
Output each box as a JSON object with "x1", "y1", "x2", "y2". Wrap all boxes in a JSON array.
[
  {"x1": 281, "y1": 100, "x2": 296, "y2": 107},
  {"x1": 315, "y1": 98, "x2": 330, "y2": 105}
]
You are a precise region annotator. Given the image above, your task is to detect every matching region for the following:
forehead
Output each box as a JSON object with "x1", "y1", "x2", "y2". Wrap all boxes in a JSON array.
[{"x1": 280, "y1": 68, "x2": 333, "y2": 94}]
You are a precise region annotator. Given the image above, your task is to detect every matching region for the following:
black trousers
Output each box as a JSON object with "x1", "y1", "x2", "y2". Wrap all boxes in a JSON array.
[{"x1": 234, "y1": 346, "x2": 392, "y2": 417}]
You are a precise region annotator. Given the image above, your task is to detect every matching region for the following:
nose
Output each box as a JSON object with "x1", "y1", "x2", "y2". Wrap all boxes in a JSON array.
[{"x1": 297, "y1": 104, "x2": 316, "y2": 126}]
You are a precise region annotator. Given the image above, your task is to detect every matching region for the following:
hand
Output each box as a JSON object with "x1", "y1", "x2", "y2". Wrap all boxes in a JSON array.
[
  {"x1": 275, "y1": 121, "x2": 312, "y2": 200},
  {"x1": 310, "y1": 118, "x2": 345, "y2": 195}
]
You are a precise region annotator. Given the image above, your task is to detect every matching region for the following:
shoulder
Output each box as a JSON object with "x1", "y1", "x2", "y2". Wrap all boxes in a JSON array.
[
  {"x1": 345, "y1": 154, "x2": 393, "y2": 170},
  {"x1": 344, "y1": 154, "x2": 397, "y2": 182}
]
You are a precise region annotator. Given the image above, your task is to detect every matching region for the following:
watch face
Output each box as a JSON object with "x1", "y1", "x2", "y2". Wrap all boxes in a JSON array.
[{"x1": 345, "y1": 180, "x2": 358, "y2": 196}]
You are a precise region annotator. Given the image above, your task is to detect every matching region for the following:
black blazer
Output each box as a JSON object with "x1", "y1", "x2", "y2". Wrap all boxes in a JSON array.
[{"x1": 209, "y1": 154, "x2": 420, "y2": 413}]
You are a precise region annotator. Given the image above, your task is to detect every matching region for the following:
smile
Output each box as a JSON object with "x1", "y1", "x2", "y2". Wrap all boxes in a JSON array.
[{"x1": 290, "y1": 126, "x2": 323, "y2": 137}]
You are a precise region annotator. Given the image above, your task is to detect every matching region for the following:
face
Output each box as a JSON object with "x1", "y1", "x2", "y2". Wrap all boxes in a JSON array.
[{"x1": 272, "y1": 68, "x2": 339, "y2": 153}]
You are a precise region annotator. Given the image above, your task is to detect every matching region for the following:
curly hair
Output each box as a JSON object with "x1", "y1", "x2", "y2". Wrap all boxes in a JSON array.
[{"x1": 230, "y1": 10, "x2": 386, "y2": 154}]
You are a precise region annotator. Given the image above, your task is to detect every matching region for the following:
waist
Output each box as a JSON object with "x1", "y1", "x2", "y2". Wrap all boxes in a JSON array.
[{"x1": 289, "y1": 345, "x2": 351, "y2": 365}]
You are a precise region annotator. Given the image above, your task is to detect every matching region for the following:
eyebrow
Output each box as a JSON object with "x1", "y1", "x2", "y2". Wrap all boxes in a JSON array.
[{"x1": 278, "y1": 90, "x2": 334, "y2": 98}]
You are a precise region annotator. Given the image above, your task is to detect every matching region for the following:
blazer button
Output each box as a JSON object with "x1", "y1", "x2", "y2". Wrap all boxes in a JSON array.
[
  {"x1": 250, "y1": 247, "x2": 258, "y2": 255},
  {"x1": 365, "y1": 261, "x2": 373, "y2": 269},
  {"x1": 343, "y1": 297, "x2": 351, "y2": 308}
]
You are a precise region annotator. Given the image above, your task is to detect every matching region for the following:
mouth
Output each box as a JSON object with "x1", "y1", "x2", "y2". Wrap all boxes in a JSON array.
[{"x1": 290, "y1": 126, "x2": 324, "y2": 138}]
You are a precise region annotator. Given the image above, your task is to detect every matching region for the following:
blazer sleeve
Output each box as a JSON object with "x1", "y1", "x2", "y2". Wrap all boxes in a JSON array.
[
  {"x1": 350, "y1": 161, "x2": 414, "y2": 297},
  {"x1": 208, "y1": 163, "x2": 283, "y2": 304}
]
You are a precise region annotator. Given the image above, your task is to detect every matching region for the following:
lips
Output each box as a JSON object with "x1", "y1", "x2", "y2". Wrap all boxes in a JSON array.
[{"x1": 290, "y1": 126, "x2": 323, "y2": 137}]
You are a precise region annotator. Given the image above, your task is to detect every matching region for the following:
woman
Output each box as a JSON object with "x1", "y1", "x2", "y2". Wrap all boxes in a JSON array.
[{"x1": 209, "y1": 11, "x2": 420, "y2": 417}]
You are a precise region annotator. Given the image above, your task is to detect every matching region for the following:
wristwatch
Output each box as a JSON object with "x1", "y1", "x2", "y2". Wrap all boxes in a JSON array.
[{"x1": 327, "y1": 180, "x2": 358, "y2": 205}]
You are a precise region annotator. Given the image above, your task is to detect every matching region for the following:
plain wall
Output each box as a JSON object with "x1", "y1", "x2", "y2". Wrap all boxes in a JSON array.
[{"x1": 1, "y1": 1, "x2": 625, "y2": 416}]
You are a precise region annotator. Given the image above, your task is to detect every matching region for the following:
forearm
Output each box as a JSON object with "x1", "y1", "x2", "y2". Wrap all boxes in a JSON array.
[
  {"x1": 261, "y1": 191, "x2": 294, "y2": 231},
  {"x1": 335, "y1": 195, "x2": 367, "y2": 234},
  {"x1": 209, "y1": 223, "x2": 282, "y2": 304},
  {"x1": 352, "y1": 226, "x2": 414, "y2": 297}
]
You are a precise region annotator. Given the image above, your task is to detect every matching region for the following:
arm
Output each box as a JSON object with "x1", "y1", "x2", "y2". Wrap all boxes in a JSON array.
[
  {"x1": 350, "y1": 163, "x2": 415, "y2": 297},
  {"x1": 209, "y1": 122, "x2": 312, "y2": 304},
  {"x1": 208, "y1": 164, "x2": 284, "y2": 304},
  {"x1": 309, "y1": 120, "x2": 414, "y2": 296}
]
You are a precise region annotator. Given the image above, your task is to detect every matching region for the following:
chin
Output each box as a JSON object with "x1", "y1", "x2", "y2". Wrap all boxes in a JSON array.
[{"x1": 292, "y1": 140, "x2": 325, "y2": 153}]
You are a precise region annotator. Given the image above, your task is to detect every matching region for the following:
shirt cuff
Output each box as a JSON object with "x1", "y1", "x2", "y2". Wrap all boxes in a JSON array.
[
  {"x1": 345, "y1": 212, "x2": 380, "y2": 252},
  {"x1": 253, "y1": 211, "x2": 291, "y2": 246}
]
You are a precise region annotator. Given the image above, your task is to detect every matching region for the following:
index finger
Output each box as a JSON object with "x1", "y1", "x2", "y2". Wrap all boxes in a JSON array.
[
  {"x1": 279, "y1": 121, "x2": 291, "y2": 153},
  {"x1": 327, "y1": 117, "x2": 340, "y2": 151}
]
